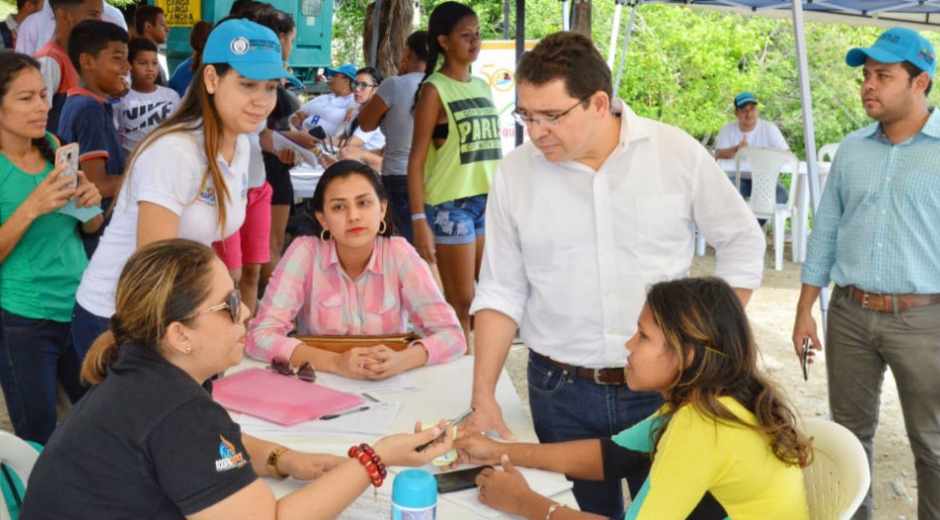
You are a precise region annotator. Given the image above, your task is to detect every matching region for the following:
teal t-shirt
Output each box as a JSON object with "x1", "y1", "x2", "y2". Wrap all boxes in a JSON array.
[{"x1": 0, "y1": 134, "x2": 89, "y2": 322}]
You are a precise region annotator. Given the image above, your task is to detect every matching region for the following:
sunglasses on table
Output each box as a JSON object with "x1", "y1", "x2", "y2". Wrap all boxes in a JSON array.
[
  {"x1": 268, "y1": 356, "x2": 317, "y2": 383},
  {"x1": 181, "y1": 289, "x2": 241, "y2": 323},
  {"x1": 350, "y1": 80, "x2": 379, "y2": 90}
]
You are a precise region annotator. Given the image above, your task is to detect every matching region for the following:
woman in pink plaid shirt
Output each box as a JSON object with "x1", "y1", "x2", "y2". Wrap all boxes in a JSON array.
[{"x1": 247, "y1": 160, "x2": 466, "y2": 379}]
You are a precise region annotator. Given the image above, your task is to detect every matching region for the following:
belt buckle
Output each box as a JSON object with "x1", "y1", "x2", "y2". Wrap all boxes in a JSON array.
[{"x1": 593, "y1": 369, "x2": 616, "y2": 385}]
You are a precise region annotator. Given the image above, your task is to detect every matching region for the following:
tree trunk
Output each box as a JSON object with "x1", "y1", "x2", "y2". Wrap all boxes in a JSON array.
[
  {"x1": 570, "y1": 0, "x2": 592, "y2": 39},
  {"x1": 363, "y1": 0, "x2": 414, "y2": 79}
]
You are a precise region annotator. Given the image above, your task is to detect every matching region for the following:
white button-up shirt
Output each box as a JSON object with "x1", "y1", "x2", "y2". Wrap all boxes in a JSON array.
[{"x1": 470, "y1": 100, "x2": 765, "y2": 368}]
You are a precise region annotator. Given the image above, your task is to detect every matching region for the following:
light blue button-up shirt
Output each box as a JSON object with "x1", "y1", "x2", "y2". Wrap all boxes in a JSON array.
[{"x1": 802, "y1": 107, "x2": 940, "y2": 294}]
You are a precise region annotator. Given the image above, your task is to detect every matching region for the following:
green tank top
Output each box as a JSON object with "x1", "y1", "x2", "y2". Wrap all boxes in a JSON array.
[
  {"x1": 424, "y1": 72, "x2": 501, "y2": 205},
  {"x1": 0, "y1": 134, "x2": 89, "y2": 322}
]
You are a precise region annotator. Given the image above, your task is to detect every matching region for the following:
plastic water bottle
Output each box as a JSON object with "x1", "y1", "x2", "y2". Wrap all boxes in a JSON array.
[{"x1": 391, "y1": 469, "x2": 437, "y2": 520}]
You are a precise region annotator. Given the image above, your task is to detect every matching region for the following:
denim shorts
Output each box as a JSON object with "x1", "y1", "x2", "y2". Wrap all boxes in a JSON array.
[{"x1": 424, "y1": 194, "x2": 487, "y2": 245}]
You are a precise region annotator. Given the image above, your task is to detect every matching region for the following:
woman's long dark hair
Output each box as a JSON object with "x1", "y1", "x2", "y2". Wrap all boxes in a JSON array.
[
  {"x1": 646, "y1": 277, "x2": 813, "y2": 468},
  {"x1": 0, "y1": 53, "x2": 56, "y2": 164},
  {"x1": 309, "y1": 160, "x2": 394, "y2": 239},
  {"x1": 412, "y1": 2, "x2": 477, "y2": 112}
]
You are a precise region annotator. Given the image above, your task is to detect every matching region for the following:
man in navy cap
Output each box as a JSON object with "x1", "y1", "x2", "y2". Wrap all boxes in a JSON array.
[
  {"x1": 714, "y1": 91, "x2": 790, "y2": 206},
  {"x1": 793, "y1": 26, "x2": 940, "y2": 520}
]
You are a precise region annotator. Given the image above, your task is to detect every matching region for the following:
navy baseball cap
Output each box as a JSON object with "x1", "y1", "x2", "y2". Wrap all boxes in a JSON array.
[
  {"x1": 203, "y1": 19, "x2": 302, "y2": 88},
  {"x1": 734, "y1": 92, "x2": 758, "y2": 108},
  {"x1": 846, "y1": 27, "x2": 936, "y2": 78},
  {"x1": 326, "y1": 64, "x2": 358, "y2": 80}
]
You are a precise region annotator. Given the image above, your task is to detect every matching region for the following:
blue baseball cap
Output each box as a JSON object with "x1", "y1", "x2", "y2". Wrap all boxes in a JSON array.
[
  {"x1": 734, "y1": 92, "x2": 758, "y2": 108},
  {"x1": 203, "y1": 19, "x2": 302, "y2": 88},
  {"x1": 326, "y1": 64, "x2": 358, "y2": 80},
  {"x1": 846, "y1": 27, "x2": 936, "y2": 78}
]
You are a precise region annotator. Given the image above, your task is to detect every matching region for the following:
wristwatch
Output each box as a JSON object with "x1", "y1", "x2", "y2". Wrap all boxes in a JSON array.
[{"x1": 266, "y1": 446, "x2": 290, "y2": 479}]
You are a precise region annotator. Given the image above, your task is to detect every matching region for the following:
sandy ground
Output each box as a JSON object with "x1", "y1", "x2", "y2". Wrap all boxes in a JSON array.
[{"x1": 0, "y1": 246, "x2": 917, "y2": 518}]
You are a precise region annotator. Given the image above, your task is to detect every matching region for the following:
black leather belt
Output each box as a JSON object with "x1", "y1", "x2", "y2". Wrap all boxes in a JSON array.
[{"x1": 531, "y1": 351, "x2": 626, "y2": 385}]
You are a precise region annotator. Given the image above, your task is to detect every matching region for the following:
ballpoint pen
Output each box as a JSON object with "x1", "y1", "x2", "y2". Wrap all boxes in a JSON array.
[{"x1": 321, "y1": 406, "x2": 370, "y2": 420}]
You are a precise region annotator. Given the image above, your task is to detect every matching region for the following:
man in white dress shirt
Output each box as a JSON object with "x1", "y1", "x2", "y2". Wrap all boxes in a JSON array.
[
  {"x1": 466, "y1": 32, "x2": 765, "y2": 519},
  {"x1": 14, "y1": 0, "x2": 125, "y2": 55}
]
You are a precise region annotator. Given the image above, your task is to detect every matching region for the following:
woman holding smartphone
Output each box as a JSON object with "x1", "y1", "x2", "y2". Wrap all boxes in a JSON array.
[
  {"x1": 70, "y1": 19, "x2": 301, "y2": 360},
  {"x1": 0, "y1": 52, "x2": 103, "y2": 444}
]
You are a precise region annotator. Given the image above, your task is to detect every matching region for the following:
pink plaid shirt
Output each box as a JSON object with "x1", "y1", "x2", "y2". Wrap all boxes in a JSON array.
[{"x1": 246, "y1": 236, "x2": 465, "y2": 365}]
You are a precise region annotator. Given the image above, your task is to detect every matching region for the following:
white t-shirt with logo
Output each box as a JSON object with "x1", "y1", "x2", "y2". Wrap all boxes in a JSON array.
[
  {"x1": 76, "y1": 128, "x2": 249, "y2": 318},
  {"x1": 114, "y1": 86, "x2": 181, "y2": 157},
  {"x1": 715, "y1": 118, "x2": 788, "y2": 151},
  {"x1": 299, "y1": 93, "x2": 356, "y2": 138}
]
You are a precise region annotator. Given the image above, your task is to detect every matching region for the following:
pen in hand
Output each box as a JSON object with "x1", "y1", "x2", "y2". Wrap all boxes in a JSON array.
[
  {"x1": 415, "y1": 407, "x2": 474, "y2": 452},
  {"x1": 321, "y1": 406, "x2": 370, "y2": 420}
]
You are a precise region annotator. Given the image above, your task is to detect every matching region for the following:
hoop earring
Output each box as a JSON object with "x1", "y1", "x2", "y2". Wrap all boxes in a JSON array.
[
  {"x1": 378, "y1": 221, "x2": 387, "y2": 235},
  {"x1": 320, "y1": 229, "x2": 332, "y2": 241}
]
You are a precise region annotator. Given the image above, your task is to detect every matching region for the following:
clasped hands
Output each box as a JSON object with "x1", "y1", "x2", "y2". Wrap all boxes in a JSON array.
[{"x1": 335, "y1": 345, "x2": 408, "y2": 380}]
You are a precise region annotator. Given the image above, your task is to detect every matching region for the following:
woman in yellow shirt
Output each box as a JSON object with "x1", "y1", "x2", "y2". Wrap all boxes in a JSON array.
[{"x1": 456, "y1": 277, "x2": 812, "y2": 520}]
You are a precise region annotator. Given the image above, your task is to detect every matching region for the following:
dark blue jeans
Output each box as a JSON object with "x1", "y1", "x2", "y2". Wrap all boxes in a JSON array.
[
  {"x1": 382, "y1": 175, "x2": 413, "y2": 244},
  {"x1": 0, "y1": 310, "x2": 83, "y2": 444},
  {"x1": 70, "y1": 303, "x2": 111, "y2": 362},
  {"x1": 527, "y1": 351, "x2": 663, "y2": 518}
]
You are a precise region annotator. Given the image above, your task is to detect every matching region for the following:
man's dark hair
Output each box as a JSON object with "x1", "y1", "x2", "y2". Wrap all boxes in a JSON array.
[
  {"x1": 68, "y1": 19, "x2": 129, "y2": 72},
  {"x1": 405, "y1": 30, "x2": 429, "y2": 64},
  {"x1": 133, "y1": 5, "x2": 164, "y2": 35},
  {"x1": 516, "y1": 32, "x2": 612, "y2": 104},
  {"x1": 900, "y1": 60, "x2": 933, "y2": 97},
  {"x1": 16, "y1": 0, "x2": 35, "y2": 11},
  {"x1": 128, "y1": 37, "x2": 157, "y2": 62},
  {"x1": 49, "y1": 0, "x2": 88, "y2": 11}
]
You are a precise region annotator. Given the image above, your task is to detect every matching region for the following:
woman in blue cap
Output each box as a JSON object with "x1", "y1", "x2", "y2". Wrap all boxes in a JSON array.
[
  {"x1": 290, "y1": 63, "x2": 359, "y2": 140},
  {"x1": 69, "y1": 19, "x2": 301, "y2": 361}
]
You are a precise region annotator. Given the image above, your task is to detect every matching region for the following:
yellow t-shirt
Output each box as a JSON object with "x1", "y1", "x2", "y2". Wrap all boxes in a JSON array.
[{"x1": 616, "y1": 397, "x2": 808, "y2": 520}]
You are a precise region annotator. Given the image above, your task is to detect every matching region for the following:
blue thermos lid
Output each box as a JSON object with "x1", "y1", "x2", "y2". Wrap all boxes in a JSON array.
[{"x1": 392, "y1": 469, "x2": 437, "y2": 508}]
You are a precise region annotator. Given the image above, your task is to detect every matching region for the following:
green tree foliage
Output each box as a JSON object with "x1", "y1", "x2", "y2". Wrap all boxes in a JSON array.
[{"x1": 333, "y1": 2, "x2": 940, "y2": 157}]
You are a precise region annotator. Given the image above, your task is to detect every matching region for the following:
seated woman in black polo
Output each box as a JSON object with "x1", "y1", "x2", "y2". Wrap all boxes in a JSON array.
[{"x1": 21, "y1": 239, "x2": 454, "y2": 520}]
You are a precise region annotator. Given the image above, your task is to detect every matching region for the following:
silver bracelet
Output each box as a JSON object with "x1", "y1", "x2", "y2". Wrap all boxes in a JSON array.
[
  {"x1": 411, "y1": 213, "x2": 427, "y2": 221},
  {"x1": 545, "y1": 503, "x2": 567, "y2": 520}
]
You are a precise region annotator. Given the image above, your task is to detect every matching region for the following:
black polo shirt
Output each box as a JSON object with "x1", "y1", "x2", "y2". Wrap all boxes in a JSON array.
[{"x1": 21, "y1": 343, "x2": 257, "y2": 519}]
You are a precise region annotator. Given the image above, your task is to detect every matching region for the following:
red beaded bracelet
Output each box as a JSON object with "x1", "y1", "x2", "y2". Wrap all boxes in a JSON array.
[{"x1": 348, "y1": 443, "x2": 388, "y2": 488}]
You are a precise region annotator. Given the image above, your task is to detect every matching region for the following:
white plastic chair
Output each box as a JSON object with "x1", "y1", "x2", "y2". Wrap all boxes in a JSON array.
[
  {"x1": 802, "y1": 418, "x2": 870, "y2": 520},
  {"x1": 816, "y1": 143, "x2": 839, "y2": 193},
  {"x1": 0, "y1": 431, "x2": 40, "y2": 520},
  {"x1": 735, "y1": 147, "x2": 799, "y2": 271}
]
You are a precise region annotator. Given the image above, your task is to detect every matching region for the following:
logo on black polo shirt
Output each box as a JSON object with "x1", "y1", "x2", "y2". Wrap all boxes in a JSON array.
[{"x1": 215, "y1": 435, "x2": 248, "y2": 472}]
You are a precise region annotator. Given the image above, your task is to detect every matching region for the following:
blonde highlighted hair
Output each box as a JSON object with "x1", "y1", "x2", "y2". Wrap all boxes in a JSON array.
[{"x1": 81, "y1": 239, "x2": 217, "y2": 385}]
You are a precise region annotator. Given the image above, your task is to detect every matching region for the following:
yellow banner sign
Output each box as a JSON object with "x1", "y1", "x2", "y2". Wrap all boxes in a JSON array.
[{"x1": 155, "y1": 0, "x2": 200, "y2": 27}]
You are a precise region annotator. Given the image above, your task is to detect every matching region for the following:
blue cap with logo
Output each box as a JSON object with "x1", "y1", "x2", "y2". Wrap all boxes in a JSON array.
[
  {"x1": 326, "y1": 64, "x2": 358, "y2": 81},
  {"x1": 203, "y1": 19, "x2": 302, "y2": 88},
  {"x1": 734, "y1": 92, "x2": 758, "y2": 109},
  {"x1": 846, "y1": 27, "x2": 936, "y2": 78}
]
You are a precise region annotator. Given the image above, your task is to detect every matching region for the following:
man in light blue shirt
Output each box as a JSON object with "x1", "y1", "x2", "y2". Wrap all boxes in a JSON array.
[{"x1": 793, "y1": 27, "x2": 940, "y2": 520}]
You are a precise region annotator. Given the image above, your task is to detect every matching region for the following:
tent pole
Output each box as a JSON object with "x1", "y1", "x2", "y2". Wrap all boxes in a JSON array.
[
  {"x1": 516, "y1": 0, "x2": 526, "y2": 147},
  {"x1": 562, "y1": 0, "x2": 570, "y2": 31},
  {"x1": 607, "y1": 1, "x2": 623, "y2": 70},
  {"x1": 790, "y1": 0, "x2": 830, "y2": 331},
  {"x1": 614, "y1": 4, "x2": 637, "y2": 92}
]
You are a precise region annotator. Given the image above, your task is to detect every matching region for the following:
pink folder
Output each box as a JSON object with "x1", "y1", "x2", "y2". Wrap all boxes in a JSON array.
[{"x1": 213, "y1": 368, "x2": 365, "y2": 426}]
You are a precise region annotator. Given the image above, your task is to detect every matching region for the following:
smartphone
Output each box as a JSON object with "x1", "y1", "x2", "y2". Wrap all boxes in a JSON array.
[
  {"x1": 434, "y1": 465, "x2": 493, "y2": 494},
  {"x1": 55, "y1": 143, "x2": 79, "y2": 190},
  {"x1": 801, "y1": 338, "x2": 811, "y2": 381}
]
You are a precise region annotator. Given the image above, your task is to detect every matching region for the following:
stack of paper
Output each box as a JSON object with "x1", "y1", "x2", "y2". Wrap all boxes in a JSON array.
[{"x1": 316, "y1": 372, "x2": 421, "y2": 395}]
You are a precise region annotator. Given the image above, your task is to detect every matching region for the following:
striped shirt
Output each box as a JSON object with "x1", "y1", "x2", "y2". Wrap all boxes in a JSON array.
[
  {"x1": 802, "y1": 107, "x2": 940, "y2": 294},
  {"x1": 246, "y1": 236, "x2": 465, "y2": 365}
]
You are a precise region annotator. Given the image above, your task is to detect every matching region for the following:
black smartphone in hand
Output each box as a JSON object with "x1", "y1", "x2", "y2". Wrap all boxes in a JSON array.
[
  {"x1": 434, "y1": 465, "x2": 493, "y2": 494},
  {"x1": 801, "y1": 338, "x2": 812, "y2": 381}
]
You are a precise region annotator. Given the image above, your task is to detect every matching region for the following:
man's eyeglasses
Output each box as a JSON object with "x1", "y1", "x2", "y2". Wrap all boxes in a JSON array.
[
  {"x1": 268, "y1": 356, "x2": 317, "y2": 383},
  {"x1": 350, "y1": 80, "x2": 378, "y2": 90},
  {"x1": 512, "y1": 93, "x2": 595, "y2": 128},
  {"x1": 182, "y1": 289, "x2": 241, "y2": 324}
]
